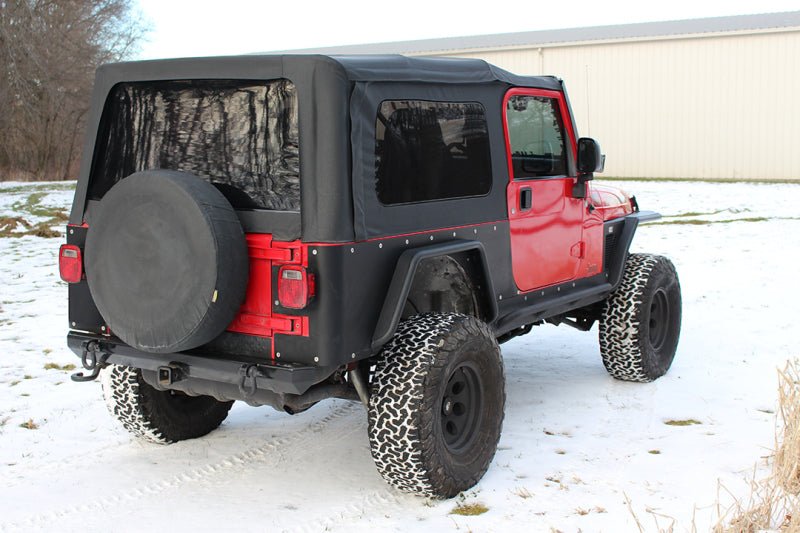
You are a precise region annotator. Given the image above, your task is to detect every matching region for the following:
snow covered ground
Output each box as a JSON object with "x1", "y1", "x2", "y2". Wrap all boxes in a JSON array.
[{"x1": 1, "y1": 179, "x2": 798, "y2": 532}]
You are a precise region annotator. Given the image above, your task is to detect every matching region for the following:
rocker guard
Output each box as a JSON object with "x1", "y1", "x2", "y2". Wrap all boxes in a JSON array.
[{"x1": 67, "y1": 332, "x2": 334, "y2": 395}]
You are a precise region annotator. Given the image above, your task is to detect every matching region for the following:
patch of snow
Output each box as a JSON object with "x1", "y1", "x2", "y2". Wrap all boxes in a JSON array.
[{"x1": 0, "y1": 180, "x2": 797, "y2": 532}]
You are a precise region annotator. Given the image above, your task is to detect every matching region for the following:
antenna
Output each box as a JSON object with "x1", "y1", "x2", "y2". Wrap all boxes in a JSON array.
[{"x1": 585, "y1": 64, "x2": 591, "y2": 136}]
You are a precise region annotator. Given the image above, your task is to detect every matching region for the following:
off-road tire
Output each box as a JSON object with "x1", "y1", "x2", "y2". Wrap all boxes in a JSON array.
[
  {"x1": 368, "y1": 313, "x2": 505, "y2": 498},
  {"x1": 101, "y1": 365, "x2": 233, "y2": 443},
  {"x1": 600, "y1": 253, "x2": 682, "y2": 382}
]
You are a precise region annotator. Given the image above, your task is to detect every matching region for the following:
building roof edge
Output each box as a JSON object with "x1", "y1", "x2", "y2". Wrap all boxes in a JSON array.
[{"x1": 270, "y1": 11, "x2": 800, "y2": 55}]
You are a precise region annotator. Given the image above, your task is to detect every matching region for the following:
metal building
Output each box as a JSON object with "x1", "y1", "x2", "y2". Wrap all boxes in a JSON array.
[{"x1": 288, "y1": 12, "x2": 800, "y2": 180}]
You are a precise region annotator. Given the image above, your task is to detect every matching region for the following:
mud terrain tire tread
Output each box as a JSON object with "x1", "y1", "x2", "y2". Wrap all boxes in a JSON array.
[
  {"x1": 599, "y1": 253, "x2": 682, "y2": 382},
  {"x1": 101, "y1": 365, "x2": 233, "y2": 443},
  {"x1": 368, "y1": 313, "x2": 505, "y2": 498}
]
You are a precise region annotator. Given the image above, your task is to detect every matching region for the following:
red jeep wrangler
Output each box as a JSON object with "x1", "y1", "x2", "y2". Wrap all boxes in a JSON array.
[{"x1": 60, "y1": 55, "x2": 681, "y2": 498}]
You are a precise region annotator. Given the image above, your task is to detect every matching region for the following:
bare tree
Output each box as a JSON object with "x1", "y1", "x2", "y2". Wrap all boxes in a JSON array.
[{"x1": 0, "y1": 0, "x2": 149, "y2": 180}]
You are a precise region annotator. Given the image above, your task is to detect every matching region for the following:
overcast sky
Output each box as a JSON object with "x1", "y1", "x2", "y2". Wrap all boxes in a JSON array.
[{"x1": 134, "y1": 0, "x2": 799, "y2": 60}]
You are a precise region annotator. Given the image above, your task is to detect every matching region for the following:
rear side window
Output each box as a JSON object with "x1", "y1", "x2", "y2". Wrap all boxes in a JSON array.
[
  {"x1": 375, "y1": 100, "x2": 491, "y2": 205},
  {"x1": 505, "y1": 95, "x2": 567, "y2": 179},
  {"x1": 90, "y1": 79, "x2": 299, "y2": 211}
]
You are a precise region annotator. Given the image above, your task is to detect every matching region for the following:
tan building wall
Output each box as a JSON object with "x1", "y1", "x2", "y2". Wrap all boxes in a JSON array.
[{"x1": 413, "y1": 29, "x2": 800, "y2": 180}]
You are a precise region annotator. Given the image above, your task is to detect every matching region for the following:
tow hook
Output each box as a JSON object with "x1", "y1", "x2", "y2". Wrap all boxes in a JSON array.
[
  {"x1": 238, "y1": 364, "x2": 259, "y2": 399},
  {"x1": 71, "y1": 340, "x2": 110, "y2": 382}
]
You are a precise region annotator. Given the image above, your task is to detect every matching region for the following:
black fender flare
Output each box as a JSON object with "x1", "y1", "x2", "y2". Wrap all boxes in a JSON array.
[
  {"x1": 607, "y1": 210, "x2": 662, "y2": 290},
  {"x1": 371, "y1": 240, "x2": 498, "y2": 351}
]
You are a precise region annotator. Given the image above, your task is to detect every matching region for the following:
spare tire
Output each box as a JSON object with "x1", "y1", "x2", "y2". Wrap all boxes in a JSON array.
[{"x1": 85, "y1": 170, "x2": 249, "y2": 353}]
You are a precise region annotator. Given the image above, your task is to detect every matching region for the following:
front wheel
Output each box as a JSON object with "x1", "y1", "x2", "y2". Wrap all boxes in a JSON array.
[
  {"x1": 368, "y1": 314, "x2": 505, "y2": 498},
  {"x1": 599, "y1": 253, "x2": 682, "y2": 382},
  {"x1": 101, "y1": 365, "x2": 234, "y2": 443}
]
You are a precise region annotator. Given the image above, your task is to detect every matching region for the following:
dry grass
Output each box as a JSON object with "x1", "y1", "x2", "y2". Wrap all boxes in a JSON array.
[
  {"x1": 0, "y1": 215, "x2": 64, "y2": 238},
  {"x1": 43, "y1": 363, "x2": 76, "y2": 371},
  {"x1": 625, "y1": 491, "x2": 675, "y2": 533},
  {"x1": 714, "y1": 360, "x2": 800, "y2": 532},
  {"x1": 665, "y1": 419, "x2": 702, "y2": 426},
  {"x1": 0, "y1": 216, "x2": 32, "y2": 234},
  {"x1": 451, "y1": 503, "x2": 489, "y2": 516},
  {"x1": 19, "y1": 419, "x2": 38, "y2": 430},
  {"x1": 510, "y1": 486, "x2": 533, "y2": 499}
]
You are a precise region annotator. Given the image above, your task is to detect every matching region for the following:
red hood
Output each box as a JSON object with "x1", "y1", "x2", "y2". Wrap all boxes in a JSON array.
[{"x1": 590, "y1": 184, "x2": 634, "y2": 221}]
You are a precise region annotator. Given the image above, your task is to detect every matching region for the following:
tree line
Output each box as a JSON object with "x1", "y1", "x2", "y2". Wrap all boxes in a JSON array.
[{"x1": 0, "y1": 0, "x2": 147, "y2": 181}]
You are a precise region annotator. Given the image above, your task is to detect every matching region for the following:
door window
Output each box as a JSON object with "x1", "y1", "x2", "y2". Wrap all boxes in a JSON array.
[{"x1": 505, "y1": 95, "x2": 567, "y2": 179}]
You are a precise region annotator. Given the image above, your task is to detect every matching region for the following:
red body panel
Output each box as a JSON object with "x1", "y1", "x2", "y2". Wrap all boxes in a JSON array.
[
  {"x1": 590, "y1": 184, "x2": 635, "y2": 221},
  {"x1": 506, "y1": 178, "x2": 585, "y2": 289},
  {"x1": 581, "y1": 196, "x2": 605, "y2": 276},
  {"x1": 227, "y1": 234, "x2": 310, "y2": 341}
]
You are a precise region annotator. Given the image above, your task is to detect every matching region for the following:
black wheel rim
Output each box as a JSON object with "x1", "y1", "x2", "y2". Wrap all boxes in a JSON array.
[
  {"x1": 648, "y1": 288, "x2": 670, "y2": 350},
  {"x1": 441, "y1": 363, "x2": 483, "y2": 453}
]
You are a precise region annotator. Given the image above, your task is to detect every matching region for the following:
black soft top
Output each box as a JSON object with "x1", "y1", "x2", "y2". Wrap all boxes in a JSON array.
[
  {"x1": 90, "y1": 54, "x2": 561, "y2": 87},
  {"x1": 334, "y1": 55, "x2": 562, "y2": 86},
  {"x1": 71, "y1": 55, "x2": 565, "y2": 242}
]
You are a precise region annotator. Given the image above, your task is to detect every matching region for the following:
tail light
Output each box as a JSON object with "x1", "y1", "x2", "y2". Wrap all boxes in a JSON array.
[
  {"x1": 59, "y1": 245, "x2": 83, "y2": 283},
  {"x1": 278, "y1": 266, "x2": 315, "y2": 309}
]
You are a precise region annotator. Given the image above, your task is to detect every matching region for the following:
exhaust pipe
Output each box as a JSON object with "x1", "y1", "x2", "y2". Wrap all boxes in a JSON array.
[{"x1": 141, "y1": 369, "x2": 358, "y2": 413}]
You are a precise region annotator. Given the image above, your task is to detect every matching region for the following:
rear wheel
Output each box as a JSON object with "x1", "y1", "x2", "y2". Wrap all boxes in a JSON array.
[
  {"x1": 101, "y1": 365, "x2": 233, "y2": 443},
  {"x1": 599, "y1": 253, "x2": 682, "y2": 382},
  {"x1": 368, "y1": 313, "x2": 505, "y2": 498}
]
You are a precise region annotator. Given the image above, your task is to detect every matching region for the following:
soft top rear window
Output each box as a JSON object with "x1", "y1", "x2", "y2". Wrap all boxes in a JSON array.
[{"x1": 89, "y1": 79, "x2": 299, "y2": 211}]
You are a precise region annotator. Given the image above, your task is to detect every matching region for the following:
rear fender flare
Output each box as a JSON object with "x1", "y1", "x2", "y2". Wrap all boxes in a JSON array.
[{"x1": 371, "y1": 240, "x2": 497, "y2": 351}]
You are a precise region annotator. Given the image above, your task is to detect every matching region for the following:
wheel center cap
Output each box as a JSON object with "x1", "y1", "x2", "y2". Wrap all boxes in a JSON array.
[{"x1": 443, "y1": 398, "x2": 453, "y2": 416}]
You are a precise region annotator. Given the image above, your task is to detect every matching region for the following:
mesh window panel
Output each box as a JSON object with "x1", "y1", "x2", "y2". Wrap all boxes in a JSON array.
[{"x1": 90, "y1": 79, "x2": 299, "y2": 211}]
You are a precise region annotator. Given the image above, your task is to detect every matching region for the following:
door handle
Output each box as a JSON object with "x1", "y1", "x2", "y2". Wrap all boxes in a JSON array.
[{"x1": 519, "y1": 187, "x2": 532, "y2": 211}]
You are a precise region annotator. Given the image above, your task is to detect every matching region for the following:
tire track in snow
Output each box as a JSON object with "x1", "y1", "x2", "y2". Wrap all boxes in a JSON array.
[
  {"x1": 285, "y1": 487, "x2": 417, "y2": 533},
  {"x1": 0, "y1": 402, "x2": 361, "y2": 532}
]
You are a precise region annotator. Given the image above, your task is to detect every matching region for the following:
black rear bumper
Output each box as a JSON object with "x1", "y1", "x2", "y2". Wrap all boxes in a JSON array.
[{"x1": 67, "y1": 332, "x2": 334, "y2": 396}]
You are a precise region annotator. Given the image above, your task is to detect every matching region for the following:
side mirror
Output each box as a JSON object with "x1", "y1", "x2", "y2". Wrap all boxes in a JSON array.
[
  {"x1": 573, "y1": 138, "x2": 605, "y2": 199},
  {"x1": 577, "y1": 137, "x2": 605, "y2": 175}
]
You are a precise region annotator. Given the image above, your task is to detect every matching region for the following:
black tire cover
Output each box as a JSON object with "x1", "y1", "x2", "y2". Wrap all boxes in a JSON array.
[{"x1": 85, "y1": 170, "x2": 249, "y2": 353}]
